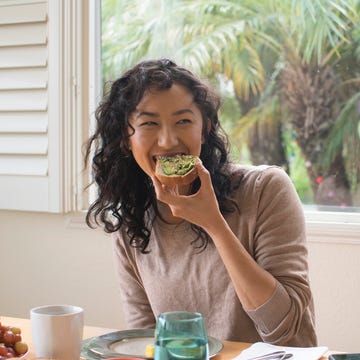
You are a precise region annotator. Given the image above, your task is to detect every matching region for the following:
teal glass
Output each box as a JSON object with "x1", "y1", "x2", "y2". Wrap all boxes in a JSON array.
[{"x1": 154, "y1": 311, "x2": 209, "y2": 360}]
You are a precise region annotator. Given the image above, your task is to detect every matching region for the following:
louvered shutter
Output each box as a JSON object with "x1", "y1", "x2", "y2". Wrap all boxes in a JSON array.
[{"x1": 0, "y1": 0, "x2": 63, "y2": 212}]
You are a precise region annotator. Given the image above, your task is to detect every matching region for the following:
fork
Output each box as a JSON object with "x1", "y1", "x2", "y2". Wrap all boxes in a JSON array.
[{"x1": 247, "y1": 350, "x2": 293, "y2": 360}]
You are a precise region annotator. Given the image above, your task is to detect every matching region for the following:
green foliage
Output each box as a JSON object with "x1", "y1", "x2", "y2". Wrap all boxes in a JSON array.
[
  {"x1": 291, "y1": 0, "x2": 356, "y2": 64},
  {"x1": 282, "y1": 128, "x2": 314, "y2": 203},
  {"x1": 324, "y1": 92, "x2": 360, "y2": 191}
]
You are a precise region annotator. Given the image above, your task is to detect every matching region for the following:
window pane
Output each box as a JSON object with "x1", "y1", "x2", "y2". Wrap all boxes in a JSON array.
[{"x1": 101, "y1": 0, "x2": 360, "y2": 212}]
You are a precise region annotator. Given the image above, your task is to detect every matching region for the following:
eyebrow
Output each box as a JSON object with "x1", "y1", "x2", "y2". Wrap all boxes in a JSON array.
[{"x1": 135, "y1": 108, "x2": 194, "y2": 119}]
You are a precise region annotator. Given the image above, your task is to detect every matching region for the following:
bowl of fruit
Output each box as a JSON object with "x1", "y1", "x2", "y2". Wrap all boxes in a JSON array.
[{"x1": 0, "y1": 322, "x2": 29, "y2": 359}]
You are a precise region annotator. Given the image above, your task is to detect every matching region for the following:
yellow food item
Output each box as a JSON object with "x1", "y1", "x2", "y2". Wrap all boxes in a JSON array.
[{"x1": 145, "y1": 344, "x2": 155, "y2": 358}]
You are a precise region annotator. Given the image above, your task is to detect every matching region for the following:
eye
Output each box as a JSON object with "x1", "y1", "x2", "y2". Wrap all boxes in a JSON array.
[
  {"x1": 139, "y1": 121, "x2": 158, "y2": 127},
  {"x1": 177, "y1": 118, "x2": 192, "y2": 124}
]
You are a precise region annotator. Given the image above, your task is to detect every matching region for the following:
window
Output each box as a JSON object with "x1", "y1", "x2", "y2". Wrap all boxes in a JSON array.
[
  {"x1": 101, "y1": 0, "x2": 360, "y2": 210},
  {"x1": 99, "y1": 0, "x2": 360, "y2": 240}
]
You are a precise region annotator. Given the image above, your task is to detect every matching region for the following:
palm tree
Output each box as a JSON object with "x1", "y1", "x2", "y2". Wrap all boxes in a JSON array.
[
  {"x1": 102, "y1": 0, "x2": 360, "y2": 207},
  {"x1": 271, "y1": 0, "x2": 360, "y2": 206}
]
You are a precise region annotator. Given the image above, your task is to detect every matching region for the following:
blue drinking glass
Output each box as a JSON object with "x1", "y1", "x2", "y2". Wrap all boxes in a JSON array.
[{"x1": 154, "y1": 311, "x2": 209, "y2": 360}]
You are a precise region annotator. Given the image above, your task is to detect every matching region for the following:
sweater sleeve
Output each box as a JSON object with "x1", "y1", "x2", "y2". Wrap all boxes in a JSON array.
[
  {"x1": 112, "y1": 231, "x2": 156, "y2": 329},
  {"x1": 244, "y1": 166, "x2": 315, "y2": 345}
]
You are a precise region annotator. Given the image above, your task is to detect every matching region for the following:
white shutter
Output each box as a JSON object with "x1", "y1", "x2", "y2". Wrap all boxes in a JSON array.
[
  {"x1": 0, "y1": 0, "x2": 62, "y2": 212},
  {"x1": 0, "y1": 0, "x2": 96, "y2": 212}
]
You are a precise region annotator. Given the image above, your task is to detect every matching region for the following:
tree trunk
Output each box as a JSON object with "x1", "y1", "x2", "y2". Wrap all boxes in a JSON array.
[
  {"x1": 237, "y1": 95, "x2": 289, "y2": 173},
  {"x1": 278, "y1": 62, "x2": 352, "y2": 207},
  {"x1": 247, "y1": 119, "x2": 289, "y2": 173}
]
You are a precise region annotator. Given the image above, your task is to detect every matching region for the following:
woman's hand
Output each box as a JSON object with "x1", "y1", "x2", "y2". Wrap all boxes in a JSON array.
[
  {"x1": 152, "y1": 161, "x2": 277, "y2": 311},
  {"x1": 152, "y1": 160, "x2": 223, "y2": 231}
]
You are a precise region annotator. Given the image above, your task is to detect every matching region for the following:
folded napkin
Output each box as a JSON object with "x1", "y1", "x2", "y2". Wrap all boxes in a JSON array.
[{"x1": 233, "y1": 342, "x2": 328, "y2": 360}]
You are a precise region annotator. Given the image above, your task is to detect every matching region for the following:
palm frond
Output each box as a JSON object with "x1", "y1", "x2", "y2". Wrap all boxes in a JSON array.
[
  {"x1": 229, "y1": 43, "x2": 265, "y2": 100},
  {"x1": 231, "y1": 93, "x2": 281, "y2": 138},
  {"x1": 289, "y1": 0, "x2": 356, "y2": 64},
  {"x1": 174, "y1": 0, "x2": 258, "y2": 20},
  {"x1": 322, "y1": 91, "x2": 360, "y2": 168}
]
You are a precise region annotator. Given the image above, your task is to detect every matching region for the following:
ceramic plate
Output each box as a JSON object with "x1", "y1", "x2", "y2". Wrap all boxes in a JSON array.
[
  {"x1": 80, "y1": 329, "x2": 223, "y2": 360},
  {"x1": 19, "y1": 347, "x2": 30, "y2": 359}
]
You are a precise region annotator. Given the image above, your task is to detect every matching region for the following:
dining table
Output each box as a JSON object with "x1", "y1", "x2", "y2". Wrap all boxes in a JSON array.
[{"x1": 1, "y1": 316, "x2": 331, "y2": 360}]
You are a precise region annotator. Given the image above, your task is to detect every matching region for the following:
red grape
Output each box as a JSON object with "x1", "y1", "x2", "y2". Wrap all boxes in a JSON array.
[
  {"x1": 3, "y1": 331, "x2": 15, "y2": 346},
  {"x1": 0, "y1": 346, "x2": 7, "y2": 357},
  {"x1": 0, "y1": 322, "x2": 28, "y2": 358}
]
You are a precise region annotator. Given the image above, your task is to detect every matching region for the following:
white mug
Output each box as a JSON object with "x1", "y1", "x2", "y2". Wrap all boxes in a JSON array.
[{"x1": 30, "y1": 304, "x2": 84, "y2": 360}]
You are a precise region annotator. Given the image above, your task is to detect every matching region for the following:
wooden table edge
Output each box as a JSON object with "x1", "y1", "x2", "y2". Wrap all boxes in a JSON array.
[{"x1": 1, "y1": 316, "x2": 332, "y2": 360}]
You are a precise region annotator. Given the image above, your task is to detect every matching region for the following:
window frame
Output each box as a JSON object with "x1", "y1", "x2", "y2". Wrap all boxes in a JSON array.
[{"x1": 55, "y1": 0, "x2": 101, "y2": 213}]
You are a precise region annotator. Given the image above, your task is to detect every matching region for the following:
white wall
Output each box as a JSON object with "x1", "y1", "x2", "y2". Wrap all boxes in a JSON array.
[
  {"x1": 0, "y1": 210, "x2": 125, "y2": 329},
  {"x1": 308, "y1": 240, "x2": 360, "y2": 352},
  {"x1": 1, "y1": 210, "x2": 360, "y2": 352}
]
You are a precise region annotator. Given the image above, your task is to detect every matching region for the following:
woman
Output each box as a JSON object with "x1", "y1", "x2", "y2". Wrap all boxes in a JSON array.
[{"x1": 85, "y1": 58, "x2": 317, "y2": 346}]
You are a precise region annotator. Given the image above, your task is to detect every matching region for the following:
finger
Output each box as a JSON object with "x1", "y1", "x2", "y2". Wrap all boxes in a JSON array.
[
  {"x1": 153, "y1": 174, "x2": 177, "y2": 192},
  {"x1": 151, "y1": 176, "x2": 178, "y2": 203},
  {"x1": 151, "y1": 176, "x2": 163, "y2": 197},
  {"x1": 195, "y1": 161, "x2": 212, "y2": 187}
]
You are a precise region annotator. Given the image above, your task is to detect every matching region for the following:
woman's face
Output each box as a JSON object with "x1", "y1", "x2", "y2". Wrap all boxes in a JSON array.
[{"x1": 128, "y1": 83, "x2": 205, "y2": 179}]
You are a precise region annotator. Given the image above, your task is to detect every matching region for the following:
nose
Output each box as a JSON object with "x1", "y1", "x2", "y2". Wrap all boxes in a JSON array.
[{"x1": 158, "y1": 125, "x2": 179, "y2": 149}]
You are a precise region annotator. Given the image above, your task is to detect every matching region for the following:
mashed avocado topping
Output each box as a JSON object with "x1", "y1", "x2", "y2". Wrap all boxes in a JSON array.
[{"x1": 158, "y1": 155, "x2": 196, "y2": 175}]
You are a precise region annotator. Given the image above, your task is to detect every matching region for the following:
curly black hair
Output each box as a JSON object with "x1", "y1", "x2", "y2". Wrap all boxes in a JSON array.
[{"x1": 85, "y1": 58, "x2": 238, "y2": 253}]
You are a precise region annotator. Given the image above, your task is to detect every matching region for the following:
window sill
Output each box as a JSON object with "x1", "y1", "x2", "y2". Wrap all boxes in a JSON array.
[
  {"x1": 66, "y1": 208, "x2": 360, "y2": 244},
  {"x1": 304, "y1": 208, "x2": 360, "y2": 244}
]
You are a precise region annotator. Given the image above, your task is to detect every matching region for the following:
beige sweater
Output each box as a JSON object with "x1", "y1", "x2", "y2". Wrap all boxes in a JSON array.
[{"x1": 112, "y1": 165, "x2": 317, "y2": 346}]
